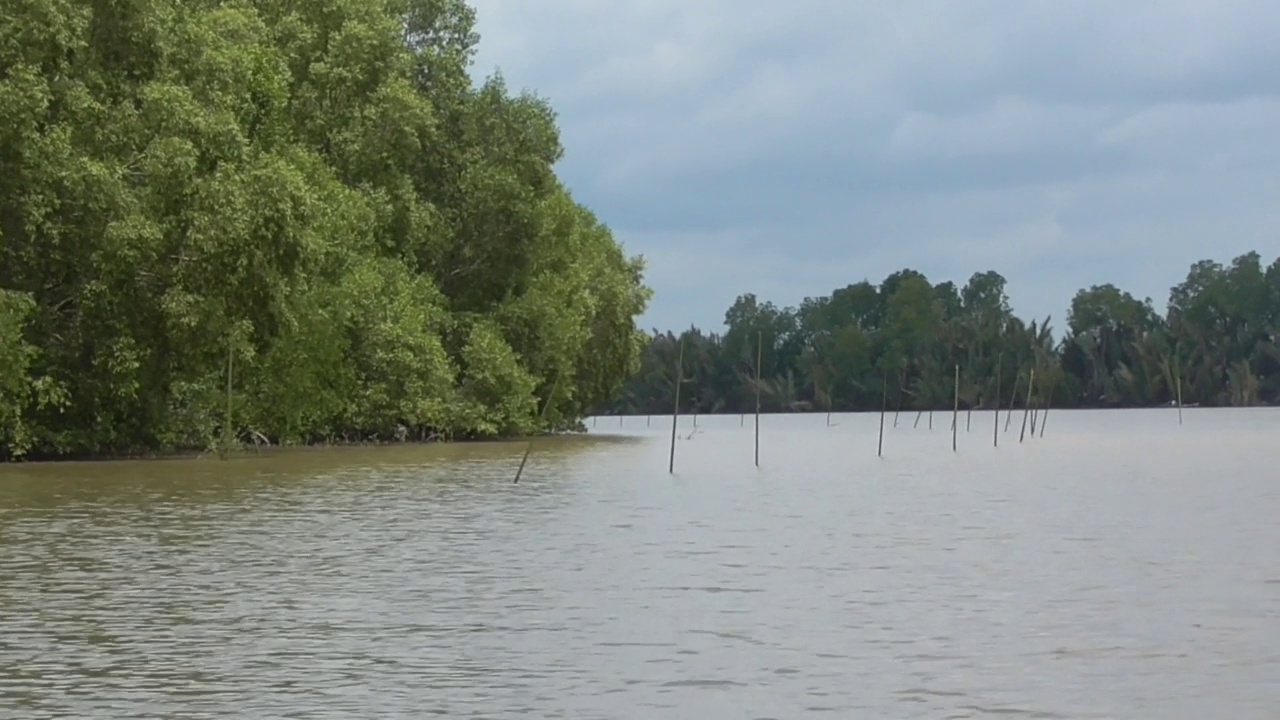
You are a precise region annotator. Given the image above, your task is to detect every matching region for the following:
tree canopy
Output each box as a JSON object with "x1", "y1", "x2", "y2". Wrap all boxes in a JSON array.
[
  {"x1": 605, "y1": 254, "x2": 1280, "y2": 416},
  {"x1": 0, "y1": 0, "x2": 651, "y2": 459}
]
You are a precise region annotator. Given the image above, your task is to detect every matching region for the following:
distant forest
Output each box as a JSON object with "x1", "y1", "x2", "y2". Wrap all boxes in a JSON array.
[{"x1": 598, "y1": 252, "x2": 1280, "y2": 415}]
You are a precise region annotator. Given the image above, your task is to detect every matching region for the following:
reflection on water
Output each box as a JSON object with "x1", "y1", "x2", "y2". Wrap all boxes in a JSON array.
[{"x1": 2, "y1": 409, "x2": 1278, "y2": 718}]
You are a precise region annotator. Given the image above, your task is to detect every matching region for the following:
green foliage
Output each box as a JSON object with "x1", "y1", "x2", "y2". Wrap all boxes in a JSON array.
[
  {"x1": 0, "y1": 0, "x2": 649, "y2": 459},
  {"x1": 605, "y1": 254, "x2": 1280, "y2": 415},
  {"x1": 0, "y1": 291, "x2": 38, "y2": 456}
]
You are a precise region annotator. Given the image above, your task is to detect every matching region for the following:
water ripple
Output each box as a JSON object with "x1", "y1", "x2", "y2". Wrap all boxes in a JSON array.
[{"x1": 2, "y1": 411, "x2": 1279, "y2": 718}]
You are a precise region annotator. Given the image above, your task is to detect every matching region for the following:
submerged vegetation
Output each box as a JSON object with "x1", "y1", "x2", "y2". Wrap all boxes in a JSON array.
[
  {"x1": 606, "y1": 254, "x2": 1280, "y2": 416},
  {"x1": 0, "y1": 0, "x2": 650, "y2": 459}
]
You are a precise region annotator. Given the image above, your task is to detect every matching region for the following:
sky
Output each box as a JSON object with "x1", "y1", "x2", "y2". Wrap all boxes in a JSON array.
[{"x1": 467, "y1": 0, "x2": 1280, "y2": 335}]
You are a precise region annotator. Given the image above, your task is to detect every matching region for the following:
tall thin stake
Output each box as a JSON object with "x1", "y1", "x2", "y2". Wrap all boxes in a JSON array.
[
  {"x1": 1039, "y1": 384, "x2": 1051, "y2": 438},
  {"x1": 668, "y1": 338, "x2": 685, "y2": 474},
  {"x1": 514, "y1": 371, "x2": 562, "y2": 483},
  {"x1": 1005, "y1": 373, "x2": 1021, "y2": 432},
  {"x1": 878, "y1": 368, "x2": 887, "y2": 458},
  {"x1": 754, "y1": 330, "x2": 762, "y2": 468},
  {"x1": 993, "y1": 353, "x2": 1002, "y2": 448},
  {"x1": 1019, "y1": 367, "x2": 1035, "y2": 443},
  {"x1": 952, "y1": 364, "x2": 960, "y2": 452}
]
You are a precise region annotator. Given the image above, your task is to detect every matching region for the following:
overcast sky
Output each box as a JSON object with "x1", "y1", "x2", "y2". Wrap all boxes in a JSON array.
[{"x1": 468, "y1": 1, "x2": 1280, "y2": 335}]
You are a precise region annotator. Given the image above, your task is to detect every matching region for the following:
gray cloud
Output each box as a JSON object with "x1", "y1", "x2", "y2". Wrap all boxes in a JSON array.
[{"x1": 469, "y1": 0, "x2": 1280, "y2": 334}]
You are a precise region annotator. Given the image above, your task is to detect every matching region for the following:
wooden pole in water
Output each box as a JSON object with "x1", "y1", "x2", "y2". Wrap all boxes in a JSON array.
[
  {"x1": 513, "y1": 371, "x2": 561, "y2": 483},
  {"x1": 1030, "y1": 363, "x2": 1042, "y2": 437},
  {"x1": 1039, "y1": 384, "x2": 1051, "y2": 438},
  {"x1": 952, "y1": 364, "x2": 959, "y2": 452},
  {"x1": 513, "y1": 439, "x2": 534, "y2": 484},
  {"x1": 1019, "y1": 367, "x2": 1035, "y2": 443},
  {"x1": 878, "y1": 368, "x2": 887, "y2": 458},
  {"x1": 668, "y1": 338, "x2": 684, "y2": 474},
  {"x1": 993, "y1": 353, "x2": 1002, "y2": 448},
  {"x1": 647, "y1": 414, "x2": 651, "y2": 427},
  {"x1": 1005, "y1": 373, "x2": 1020, "y2": 432},
  {"x1": 1175, "y1": 355, "x2": 1184, "y2": 425},
  {"x1": 754, "y1": 330, "x2": 762, "y2": 468}
]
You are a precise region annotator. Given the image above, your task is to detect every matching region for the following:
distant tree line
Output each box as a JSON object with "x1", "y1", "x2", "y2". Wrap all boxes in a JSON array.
[
  {"x1": 600, "y1": 253, "x2": 1280, "y2": 415},
  {"x1": 0, "y1": 0, "x2": 650, "y2": 459}
]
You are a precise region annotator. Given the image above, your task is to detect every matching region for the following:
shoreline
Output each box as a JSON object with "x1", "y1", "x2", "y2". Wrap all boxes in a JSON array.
[
  {"x1": 7, "y1": 405, "x2": 1273, "y2": 464},
  {"x1": 586, "y1": 404, "x2": 1261, "y2": 417},
  {"x1": 1, "y1": 429, "x2": 591, "y2": 466}
]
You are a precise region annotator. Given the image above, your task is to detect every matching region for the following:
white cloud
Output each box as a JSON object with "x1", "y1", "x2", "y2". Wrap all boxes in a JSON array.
[
  {"x1": 888, "y1": 98, "x2": 1118, "y2": 159},
  {"x1": 467, "y1": 0, "x2": 1280, "y2": 333}
]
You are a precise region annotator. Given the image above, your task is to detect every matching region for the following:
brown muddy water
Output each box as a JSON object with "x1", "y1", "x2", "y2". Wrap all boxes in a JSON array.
[{"x1": 1, "y1": 408, "x2": 1278, "y2": 718}]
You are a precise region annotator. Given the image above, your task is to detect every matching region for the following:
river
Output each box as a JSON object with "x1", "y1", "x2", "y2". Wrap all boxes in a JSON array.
[{"x1": 1, "y1": 408, "x2": 1277, "y2": 718}]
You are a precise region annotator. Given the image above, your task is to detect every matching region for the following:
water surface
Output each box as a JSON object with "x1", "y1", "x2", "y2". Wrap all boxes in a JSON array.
[{"x1": 2, "y1": 409, "x2": 1277, "y2": 718}]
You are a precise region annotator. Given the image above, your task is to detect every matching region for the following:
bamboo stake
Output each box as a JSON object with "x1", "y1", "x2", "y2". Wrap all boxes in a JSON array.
[
  {"x1": 878, "y1": 368, "x2": 887, "y2": 458},
  {"x1": 514, "y1": 368, "x2": 560, "y2": 481},
  {"x1": 668, "y1": 338, "x2": 684, "y2": 474},
  {"x1": 952, "y1": 364, "x2": 959, "y2": 452},
  {"x1": 1038, "y1": 384, "x2": 1051, "y2": 438},
  {"x1": 513, "y1": 438, "x2": 534, "y2": 484},
  {"x1": 754, "y1": 330, "x2": 762, "y2": 468},
  {"x1": 1005, "y1": 373, "x2": 1020, "y2": 432},
  {"x1": 993, "y1": 353, "x2": 1002, "y2": 448},
  {"x1": 1019, "y1": 367, "x2": 1035, "y2": 443},
  {"x1": 1030, "y1": 367, "x2": 1040, "y2": 436}
]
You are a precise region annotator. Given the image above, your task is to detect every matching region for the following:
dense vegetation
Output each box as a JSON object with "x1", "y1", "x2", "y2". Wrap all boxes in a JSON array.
[
  {"x1": 0, "y1": 0, "x2": 651, "y2": 459},
  {"x1": 603, "y1": 253, "x2": 1280, "y2": 415}
]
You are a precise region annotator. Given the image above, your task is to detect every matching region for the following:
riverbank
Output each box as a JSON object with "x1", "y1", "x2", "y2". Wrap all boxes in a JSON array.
[{"x1": 1, "y1": 424, "x2": 590, "y2": 465}]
